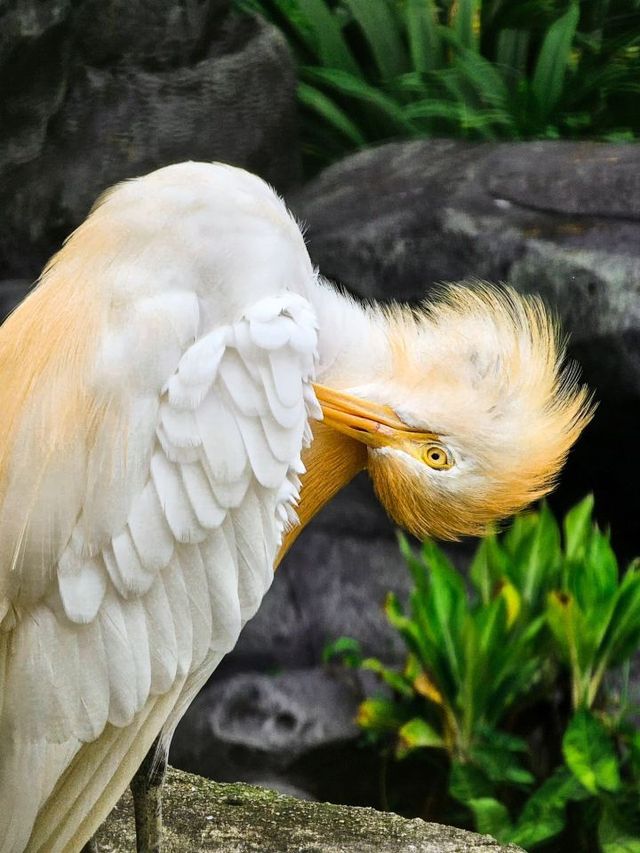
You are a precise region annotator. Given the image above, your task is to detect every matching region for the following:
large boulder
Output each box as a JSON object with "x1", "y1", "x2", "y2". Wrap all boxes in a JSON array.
[
  {"x1": 98, "y1": 767, "x2": 524, "y2": 852},
  {"x1": 0, "y1": 0, "x2": 299, "y2": 279}
]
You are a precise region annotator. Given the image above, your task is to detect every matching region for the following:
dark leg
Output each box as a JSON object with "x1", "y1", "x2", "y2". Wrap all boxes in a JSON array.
[
  {"x1": 81, "y1": 840, "x2": 99, "y2": 853},
  {"x1": 130, "y1": 735, "x2": 168, "y2": 853}
]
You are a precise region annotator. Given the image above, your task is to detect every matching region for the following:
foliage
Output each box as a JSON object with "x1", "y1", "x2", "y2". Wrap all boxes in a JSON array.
[
  {"x1": 237, "y1": 0, "x2": 640, "y2": 172},
  {"x1": 326, "y1": 496, "x2": 640, "y2": 851}
]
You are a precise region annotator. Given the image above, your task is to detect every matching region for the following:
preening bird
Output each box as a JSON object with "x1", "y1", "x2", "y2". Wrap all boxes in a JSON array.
[{"x1": 0, "y1": 162, "x2": 592, "y2": 852}]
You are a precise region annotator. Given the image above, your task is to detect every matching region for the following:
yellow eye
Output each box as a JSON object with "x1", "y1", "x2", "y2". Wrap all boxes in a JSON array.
[{"x1": 423, "y1": 443, "x2": 453, "y2": 470}]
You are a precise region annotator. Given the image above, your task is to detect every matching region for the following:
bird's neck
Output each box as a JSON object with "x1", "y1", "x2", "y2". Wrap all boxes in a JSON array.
[
  {"x1": 274, "y1": 281, "x2": 391, "y2": 567},
  {"x1": 275, "y1": 421, "x2": 367, "y2": 567}
]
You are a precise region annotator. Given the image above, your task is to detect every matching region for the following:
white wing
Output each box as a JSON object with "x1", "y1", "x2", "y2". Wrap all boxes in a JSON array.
[{"x1": 0, "y1": 286, "x2": 319, "y2": 852}]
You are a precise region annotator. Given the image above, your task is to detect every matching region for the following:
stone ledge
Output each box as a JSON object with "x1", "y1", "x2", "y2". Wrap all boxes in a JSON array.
[{"x1": 97, "y1": 767, "x2": 523, "y2": 852}]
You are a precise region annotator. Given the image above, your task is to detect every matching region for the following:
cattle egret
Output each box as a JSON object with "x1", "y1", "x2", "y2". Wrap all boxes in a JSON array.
[{"x1": 0, "y1": 163, "x2": 592, "y2": 852}]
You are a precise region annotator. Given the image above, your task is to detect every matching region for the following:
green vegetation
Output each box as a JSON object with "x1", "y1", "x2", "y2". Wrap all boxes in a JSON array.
[
  {"x1": 325, "y1": 496, "x2": 640, "y2": 851},
  {"x1": 239, "y1": 0, "x2": 640, "y2": 172}
]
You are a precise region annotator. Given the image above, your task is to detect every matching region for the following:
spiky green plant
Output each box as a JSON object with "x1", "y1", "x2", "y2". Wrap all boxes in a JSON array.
[
  {"x1": 238, "y1": 0, "x2": 640, "y2": 172},
  {"x1": 325, "y1": 496, "x2": 640, "y2": 851}
]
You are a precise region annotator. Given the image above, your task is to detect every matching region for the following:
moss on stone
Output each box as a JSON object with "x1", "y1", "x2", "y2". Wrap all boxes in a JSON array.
[{"x1": 97, "y1": 767, "x2": 524, "y2": 852}]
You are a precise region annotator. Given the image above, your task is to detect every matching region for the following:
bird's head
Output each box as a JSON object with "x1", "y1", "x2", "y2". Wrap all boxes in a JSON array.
[{"x1": 314, "y1": 284, "x2": 593, "y2": 539}]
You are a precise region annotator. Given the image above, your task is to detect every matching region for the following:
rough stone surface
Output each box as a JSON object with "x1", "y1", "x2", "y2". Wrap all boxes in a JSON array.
[
  {"x1": 97, "y1": 767, "x2": 523, "y2": 852},
  {"x1": 290, "y1": 139, "x2": 640, "y2": 401},
  {"x1": 0, "y1": 0, "x2": 299, "y2": 278}
]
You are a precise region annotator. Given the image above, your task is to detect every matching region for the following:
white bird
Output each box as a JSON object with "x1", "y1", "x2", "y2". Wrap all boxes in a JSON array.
[{"x1": 0, "y1": 162, "x2": 592, "y2": 852}]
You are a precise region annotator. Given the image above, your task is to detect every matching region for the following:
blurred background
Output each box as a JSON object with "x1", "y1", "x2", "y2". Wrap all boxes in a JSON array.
[{"x1": 1, "y1": 0, "x2": 639, "y2": 846}]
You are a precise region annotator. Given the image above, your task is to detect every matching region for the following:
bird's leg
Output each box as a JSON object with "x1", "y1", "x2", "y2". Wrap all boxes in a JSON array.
[{"x1": 130, "y1": 735, "x2": 167, "y2": 853}]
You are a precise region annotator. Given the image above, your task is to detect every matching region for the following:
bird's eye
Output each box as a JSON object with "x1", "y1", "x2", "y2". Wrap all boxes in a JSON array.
[{"x1": 423, "y1": 443, "x2": 453, "y2": 470}]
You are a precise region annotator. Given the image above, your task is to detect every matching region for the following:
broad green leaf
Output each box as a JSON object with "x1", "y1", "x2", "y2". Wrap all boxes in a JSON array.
[
  {"x1": 477, "y1": 726, "x2": 528, "y2": 753},
  {"x1": 511, "y1": 766, "x2": 589, "y2": 848},
  {"x1": 471, "y1": 743, "x2": 534, "y2": 787},
  {"x1": 517, "y1": 502, "x2": 562, "y2": 606},
  {"x1": 398, "y1": 532, "x2": 429, "y2": 595},
  {"x1": 563, "y1": 493, "x2": 595, "y2": 563},
  {"x1": 496, "y1": 29, "x2": 530, "y2": 77},
  {"x1": 322, "y1": 635, "x2": 363, "y2": 666},
  {"x1": 570, "y1": 527, "x2": 618, "y2": 611},
  {"x1": 356, "y1": 697, "x2": 408, "y2": 733},
  {"x1": 504, "y1": 510, "x2": 539, "y2": 558},
  {"x1": 343, "y1": 0, "x2": 408, "y2": 80},
  {"x1": 299, "y1": 0, "x2": 360, "y2": 73},
  {"x1": 298, "y1": 83, "x2": 367, "y2": 146},
  {"x1": 449, "y1": 760, "x2": 494, "y2": 802},
  {"x1": 362, "y1": 657, "x2": 414, "y2": 697},
  {"x1": 562, "y1": 709, "x2": 621, "y2": 793},
  {"x1": 301, "y1": 67, "x2": 416, "y2": 134},
  {"x1": 595, "y1": 567, "x2": 640, "y2": 673},
  {"x1": 469, "y1": 535, "x2": 496, "y2": 604},
  {"x1": 406, "y1": 0, "x2": 442, "y2": 73},
  {"x1": 467, "y1": 798, "x2": 513, "y2": 841},
  {"x1": 453, "y1": 47, "x2": 511, "y2": 110},
  {"x1": 498, "y1": 580, "x2": 521, "y2": 627},
  {"x1": 599, "y1": 800, "x2": 640, "y2": 853},
  {"x1": 532, "y1": 2, "x2": 580, "y2": 116},
  {"x1": 396, "y1": 716, "x2": 445, "y2": 758},
  {"x1": 421, "y1": 539, "x2": 466, "y2": 681},
  {"x1": 452, "y1": 0, "x2": 481, "y2": 52}
]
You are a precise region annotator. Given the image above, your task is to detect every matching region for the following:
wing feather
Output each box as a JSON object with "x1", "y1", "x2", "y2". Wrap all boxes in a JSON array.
[{"x1": 0, "y1": 288, "x2": 320, "y2": 850}]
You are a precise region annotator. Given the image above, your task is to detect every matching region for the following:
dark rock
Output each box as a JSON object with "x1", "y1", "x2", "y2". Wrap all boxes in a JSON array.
[
  {"x1": 171, "y1": 666, "x2": 371, "y2": 803},
  {"x1": 0, "y1": 279, "x2": 32, "y2": 319},
  {"x1": 0, "y1": 3, "x2": 300, "y2": 278},
  {"x1": 99, "y1": 767, "x2": 524, "y2": 852}
]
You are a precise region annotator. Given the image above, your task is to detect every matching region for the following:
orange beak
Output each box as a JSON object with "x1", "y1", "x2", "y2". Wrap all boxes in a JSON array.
[{"x1": 312, "y1": 384, "x2": 437, "y2": 448}]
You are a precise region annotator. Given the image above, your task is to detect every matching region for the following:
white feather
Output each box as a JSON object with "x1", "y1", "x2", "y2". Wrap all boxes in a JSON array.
[{"x1": 0, "y1": 163, "x2": 321, "y2": 852}]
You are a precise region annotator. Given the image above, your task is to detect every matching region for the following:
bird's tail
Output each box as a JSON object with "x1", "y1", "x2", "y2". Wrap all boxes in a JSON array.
[{"x1": 26, "y1": 684, "x2": 183, "y2": 853}]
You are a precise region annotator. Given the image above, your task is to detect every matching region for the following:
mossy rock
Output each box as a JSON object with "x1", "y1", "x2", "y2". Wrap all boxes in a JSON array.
[{"x1": 97, "y1": 767, "x2": 523, "y2": 852}]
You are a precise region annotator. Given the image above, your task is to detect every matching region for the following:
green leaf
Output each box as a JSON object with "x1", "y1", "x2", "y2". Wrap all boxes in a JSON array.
[
  {"x1": 362, "y1": 657, "x2": 414, "y2": 697},
  {"x1": 356, "y1": 697, "x2": 409, "y2": 733},
  {"x1": 298, "y1": 0, "x2": 360, "y2": 73},
  {"x1": 532, "y1": 2, "x2": 580, "y2": 116},
  {"x1": 510, "y1": 766, "x2": 589, "y2": 848},
  {"x1": 595, "y1": 566, "x2": 640, "y2": 672},
  {"x1": 421, "y1": 539, "x2": 466, "y2": 681},
  {"x1": 398, "y1": 532, "x2": 429, "y2": 595},
  {"x1": 405, "y1": 0, "x2": 442, "y2": 73},
  {"x1": 516, "y1": 502, "x2": 562, "y2": 606},
  {"x1": 495, "y1": 28, "x2": 530, "y2": 77},
  {"x1": 599, "y1": 799, "x2": 640, "y2": 853},
  {"x1": 572, "y1": 527, "x2": 619, "y2": 610},
  {"x1": 343, "y1": 0, "x2": 408, "y2": 80},
  {"x1": 471, "y1": 742, "x2": 535, "y2": 787},
  {"x1": 452, "y1": 0, "x2": 481, "y2": 52},
  {"x1": 469, "y1": 533, "x2": 509, "y2": 603},
  {"x1": 563, "y1": 709, "x2": 621, "y2": 794},
  {"x1": 449, "y1": 760, "x2": 494, "y2": 802},
  {"x1": 564, "y1": 493, "x2": 595, "y2": 563},
  {"x1": 396, "y1": 716, "x2": 445, "y2": 758},
  {"x1": 298, "y1": 83, "x2": 367, "y2": 146},
  {"x1": 467, "y1": 798, "x2": 513, "y2": 841},
  {"x1": 322, "y1": 635, "x2": 363, "y2": 667},
  {"x1": 301, "y1": 67, "x2": 416, "y2": 135}
]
